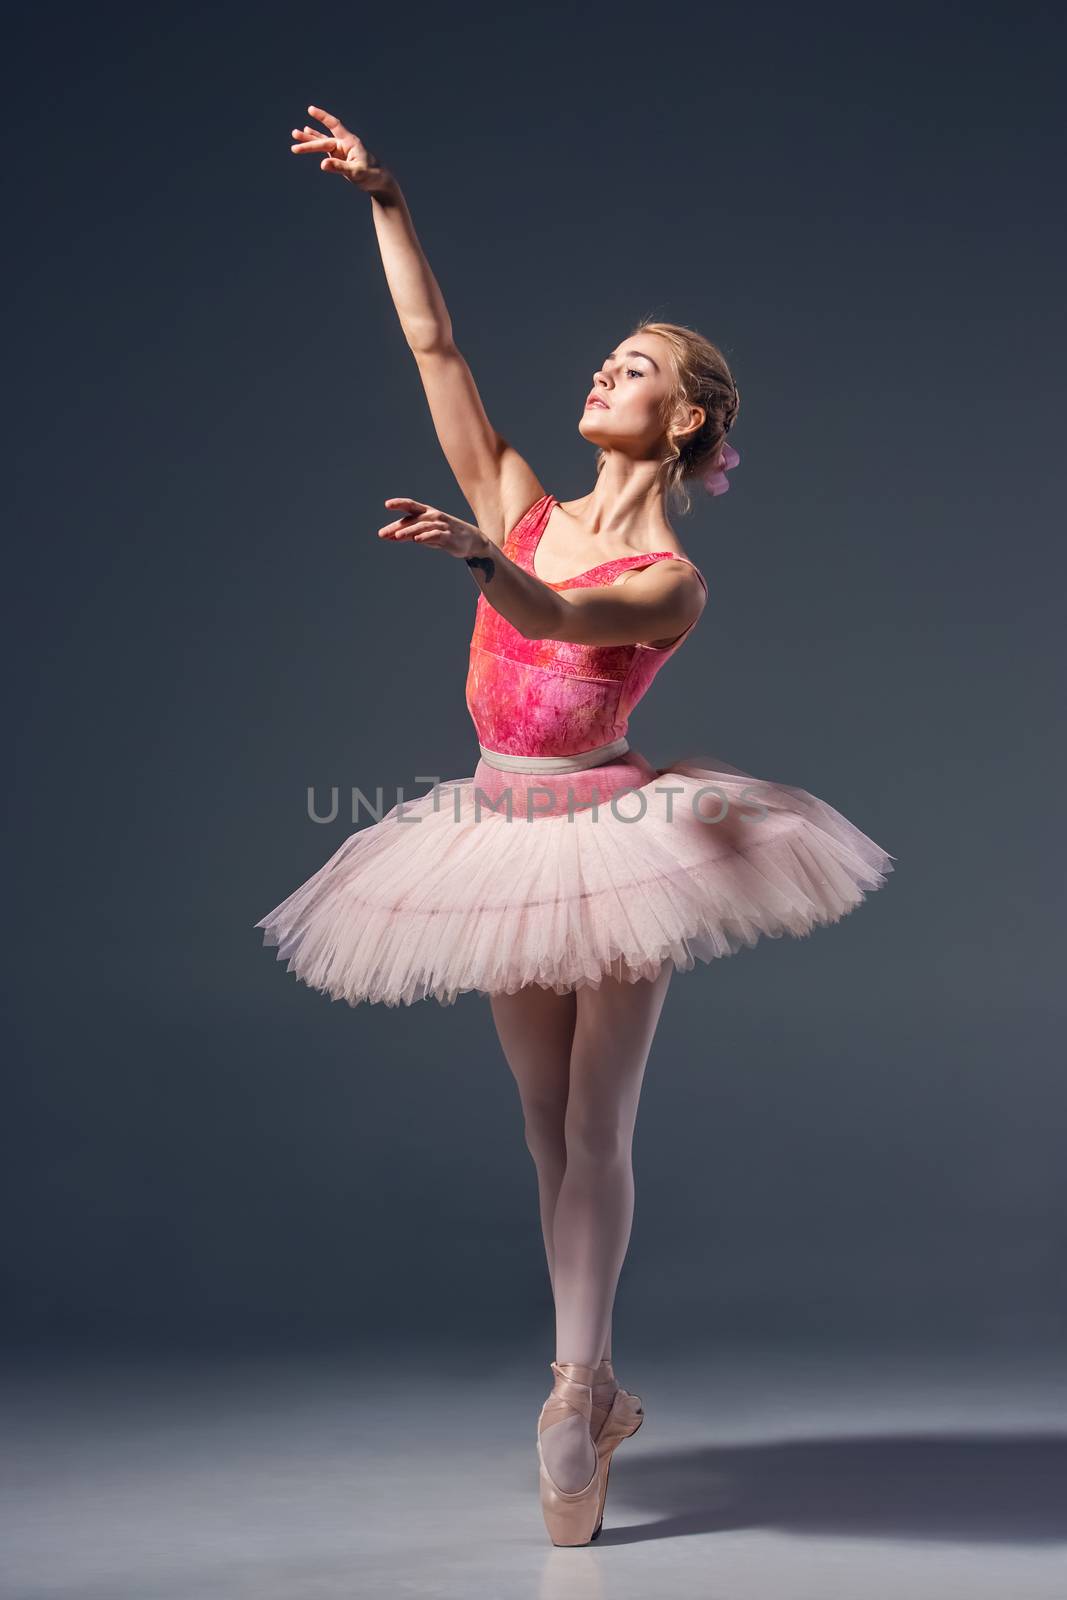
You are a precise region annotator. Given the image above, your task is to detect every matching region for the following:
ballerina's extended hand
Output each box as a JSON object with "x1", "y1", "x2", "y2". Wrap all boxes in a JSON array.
[{"x1": 378, "y1": 498, "x2": 486, "y2": 561}]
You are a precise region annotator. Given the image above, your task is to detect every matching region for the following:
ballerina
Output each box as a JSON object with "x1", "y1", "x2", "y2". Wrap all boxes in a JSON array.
[{"x1": 256, "y1": 104, "x2": 895, "y2": 1546}]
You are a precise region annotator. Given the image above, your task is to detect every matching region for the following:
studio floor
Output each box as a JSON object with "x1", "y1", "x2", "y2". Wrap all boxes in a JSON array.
[{"x1": 2, "y1": 1343, "x2": 1064, "y2": 1600}]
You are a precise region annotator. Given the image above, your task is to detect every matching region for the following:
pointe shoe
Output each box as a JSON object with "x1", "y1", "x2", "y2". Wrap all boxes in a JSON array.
[
  {"x1": 588, "y1": 1357, "x2": 644, "y2": 1542},
  {"x1": 536, "y1": 1360, "x2": 602, "y2": 1546}
]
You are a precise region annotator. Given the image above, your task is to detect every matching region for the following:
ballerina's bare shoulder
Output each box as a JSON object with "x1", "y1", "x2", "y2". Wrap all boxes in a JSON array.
[{"x1": 537, "y1": 500, "x2": 702, "y2": 649}]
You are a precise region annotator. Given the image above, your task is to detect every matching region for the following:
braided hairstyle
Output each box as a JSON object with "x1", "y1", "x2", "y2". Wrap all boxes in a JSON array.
[{"x1": 594, "y1": 317, "x2": 741, "y2": 517}]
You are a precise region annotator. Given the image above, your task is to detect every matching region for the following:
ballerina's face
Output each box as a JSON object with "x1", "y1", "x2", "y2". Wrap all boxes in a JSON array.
[{"x1": 579, "y1": 332, "x2": 681, "y2": 454}]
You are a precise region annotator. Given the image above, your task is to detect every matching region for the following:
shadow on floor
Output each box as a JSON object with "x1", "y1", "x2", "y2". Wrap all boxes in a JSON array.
[{"x1": 592, "y1": 1431, "x2": 1067, "y2": 1547}]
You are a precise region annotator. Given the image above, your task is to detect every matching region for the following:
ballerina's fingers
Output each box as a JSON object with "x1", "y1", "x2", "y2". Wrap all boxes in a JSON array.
[
  {"x1": 379, "y1": 520, "x2": 447, "y2": 542},
  {"x1": 379, "y1": 497, "x2": 445, "y2": 538},
  {"x1": 306, "y1": 104, "x2": 350, "y2": 137},
  {"x1": 290, "y1": 132, "x2": 341, "y2": 155}
]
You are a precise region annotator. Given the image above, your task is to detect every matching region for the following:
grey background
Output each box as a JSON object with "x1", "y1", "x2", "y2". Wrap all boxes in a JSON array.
[{"x1": 5, "y1": 0, "x2": 1064, "y2": 1366}]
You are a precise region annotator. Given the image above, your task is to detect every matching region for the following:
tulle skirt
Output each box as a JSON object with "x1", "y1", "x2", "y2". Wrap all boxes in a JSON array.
[{"x1": 253, "y1": 744, "x2": 895, "y2": 1007}]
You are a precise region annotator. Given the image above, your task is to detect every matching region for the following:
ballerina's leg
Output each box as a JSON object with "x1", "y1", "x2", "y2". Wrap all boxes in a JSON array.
[
  {"x1": 490, "y1": 983, "x2": 576, "y2": 1304},
  {"x1": 531, "y1": 961, "x2": 672, "y2": 1488}
]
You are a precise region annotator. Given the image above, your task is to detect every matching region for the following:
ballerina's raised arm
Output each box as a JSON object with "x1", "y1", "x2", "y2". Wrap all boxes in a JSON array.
[{"x1": 290, "y1": 104, "x2": 545, "y2": 547}]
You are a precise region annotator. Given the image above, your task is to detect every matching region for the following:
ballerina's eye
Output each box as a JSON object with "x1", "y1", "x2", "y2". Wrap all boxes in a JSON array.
[{"x1": 626, "y1": 367, "x2": 644, "y2": 378}]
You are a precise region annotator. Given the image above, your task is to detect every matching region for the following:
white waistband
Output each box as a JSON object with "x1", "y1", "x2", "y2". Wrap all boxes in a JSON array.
[{"x1": 477, "y1": 735, "x2": 630, "y2": 773}]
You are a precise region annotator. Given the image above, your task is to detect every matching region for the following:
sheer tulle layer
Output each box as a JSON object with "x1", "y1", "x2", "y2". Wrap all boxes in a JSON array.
[{"x1": 253, "y1": 748, "x2": 895, "y2": 1007}]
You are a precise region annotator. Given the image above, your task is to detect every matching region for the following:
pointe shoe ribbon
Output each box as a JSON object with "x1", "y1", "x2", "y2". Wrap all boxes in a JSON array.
[{"x1": 539, "y1": 1359, "x2": 600, "y2": 1429}]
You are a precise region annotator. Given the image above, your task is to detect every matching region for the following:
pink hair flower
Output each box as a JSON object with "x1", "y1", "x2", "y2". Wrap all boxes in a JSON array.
[{"x1": 701, "y1": 440, "x2": 741, "y2": 497}]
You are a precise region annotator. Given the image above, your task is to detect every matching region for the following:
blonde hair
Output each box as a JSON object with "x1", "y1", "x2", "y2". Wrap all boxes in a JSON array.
[{"x1": 594, "y1": 317, "x2": 740, "y2": 517}]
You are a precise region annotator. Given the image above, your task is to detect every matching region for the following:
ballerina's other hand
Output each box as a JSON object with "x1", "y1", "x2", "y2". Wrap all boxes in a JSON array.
[{"x1": 378, "y1": 498, "x2": 484, "y2": 559}]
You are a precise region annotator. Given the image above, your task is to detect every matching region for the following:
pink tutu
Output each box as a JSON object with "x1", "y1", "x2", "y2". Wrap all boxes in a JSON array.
[{"x1": 254, "y1": 745, "x2": 894, "y2": 1007}]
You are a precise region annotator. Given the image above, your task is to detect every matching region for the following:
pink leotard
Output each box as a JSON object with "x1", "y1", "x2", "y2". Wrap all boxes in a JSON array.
[{"x1": 465, "y1": 493, "x2": 709, "y2": 760}]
